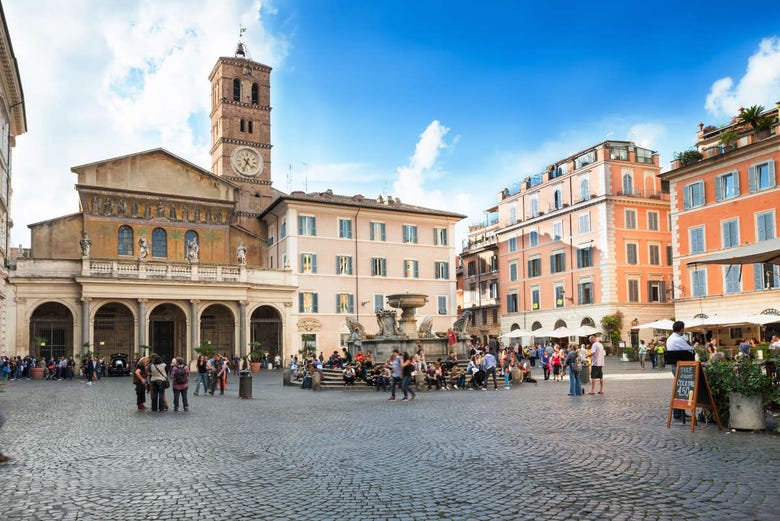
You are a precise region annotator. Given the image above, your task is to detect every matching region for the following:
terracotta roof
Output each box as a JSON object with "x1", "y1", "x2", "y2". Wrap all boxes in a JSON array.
[{"x1": 259, "y1": 189, "x2": 466, "y2": 220}]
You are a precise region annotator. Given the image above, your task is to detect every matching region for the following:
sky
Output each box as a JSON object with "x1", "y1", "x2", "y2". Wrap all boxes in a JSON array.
[{"x1": 4, "y1": 0, "x2": 780, "y2": 248}]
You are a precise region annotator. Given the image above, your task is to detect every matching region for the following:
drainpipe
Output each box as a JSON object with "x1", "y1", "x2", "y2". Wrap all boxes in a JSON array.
[{"x1": 354, "y1": 207, "x2": 361, "y2": 322}]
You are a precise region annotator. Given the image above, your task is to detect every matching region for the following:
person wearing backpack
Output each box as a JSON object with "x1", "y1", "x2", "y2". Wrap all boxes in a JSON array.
[{"x1": 171, "y1": 357, "x2": 190, "y2": 412}]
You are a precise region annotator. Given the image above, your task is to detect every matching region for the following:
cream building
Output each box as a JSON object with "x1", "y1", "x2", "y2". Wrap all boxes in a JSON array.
[{"x1": 0, "y1": 3, "x2": 26, "y2": 355}]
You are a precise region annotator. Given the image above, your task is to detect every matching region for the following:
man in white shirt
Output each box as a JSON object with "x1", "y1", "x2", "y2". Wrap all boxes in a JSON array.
[{"x1": 588, "y1": 335, "x2": 605, "y2": 395}]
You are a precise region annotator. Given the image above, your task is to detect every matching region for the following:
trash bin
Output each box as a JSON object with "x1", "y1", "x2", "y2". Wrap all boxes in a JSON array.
[{"x1": 239, "y1": 370, "x2": 252, "y2": 399}]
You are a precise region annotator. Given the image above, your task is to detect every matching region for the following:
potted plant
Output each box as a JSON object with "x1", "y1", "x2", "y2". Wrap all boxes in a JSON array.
[
  {"x1": 31, "y1": 336, "x2": 47, "y2": 379},
  {"x1": 705, "y1": 358, "x2": 774, "y2": 430},
  {"x1": 247, "y1": 341, "x2": 264, "y2": 372},
  {"x1": 719, "y1": 129, "x2": 738, "y2": 151},
  {"x1": 195, "y1": 339, "x2": 218, "y2": 358},
  {"x1": 673, "y1": 148, "x2": 704, "y2": 166}
]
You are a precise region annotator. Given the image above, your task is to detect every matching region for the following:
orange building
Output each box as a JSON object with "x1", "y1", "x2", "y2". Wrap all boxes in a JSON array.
[
  {"x1": 495, "y1": 140, "x2": 674, "y2": 346},
  {"x1": 661, "y1": 104, "x2": 780, "y2": 343}
]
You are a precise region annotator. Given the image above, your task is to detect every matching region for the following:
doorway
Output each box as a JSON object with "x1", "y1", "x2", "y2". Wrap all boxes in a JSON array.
[{"x1": 151, "y1": 321, "x2": 175, "y2": 363}]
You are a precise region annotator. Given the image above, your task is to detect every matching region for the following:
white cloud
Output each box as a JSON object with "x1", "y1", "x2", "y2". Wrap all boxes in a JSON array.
[
  {"x1": 628, "y1": 122, "x2": 666, "y2": 149},
  {"x1": 4, "y1": 0, "x2": 287, "y2": 246},
  {"x1": 705, "y1": 36, "x2": 780, "y2": 117},
  {"x1": 392, "y1": 120, "x2": 452, "y2": 208}
]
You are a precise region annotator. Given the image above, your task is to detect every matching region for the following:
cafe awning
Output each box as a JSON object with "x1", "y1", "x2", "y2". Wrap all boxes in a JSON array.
[{"x1": 686, "y1": 237, "x2": 780, "y2": 267}]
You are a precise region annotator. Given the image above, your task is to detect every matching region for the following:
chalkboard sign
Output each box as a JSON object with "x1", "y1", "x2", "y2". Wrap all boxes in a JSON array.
[{"x1": 666, "y1": 361, "x2": 722, "y2": 432}]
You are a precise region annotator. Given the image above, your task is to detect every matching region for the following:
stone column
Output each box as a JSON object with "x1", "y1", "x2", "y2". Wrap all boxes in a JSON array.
[
  {"x1": 190, "y1": 299, "x2": 200, "y2": 361},
  {"x1": 137, "y1": 298, "x2": 148, "y2": 353},
  {"x1": 81, "y1": 297, "x2": 91, "y2": 354},
  {"x1": 239, "y1": 301, "x2": 248, "y2": 358}
]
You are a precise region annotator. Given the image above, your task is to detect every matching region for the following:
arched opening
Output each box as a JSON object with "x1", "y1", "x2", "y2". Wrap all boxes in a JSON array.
[
  {"x1": 554, "y1": 319, "x2": 567, "y2": 329},
  {"x1": 510, "y1": 323, "x2": 521, "y2": 331},
  {"x1": 93, "y1": 303, "x2": 135, "y2": 359},
  {"x1": 148, "y1": 304, "x2": 187, "y2": 365},
  {"x1": 622, "y1": 173, "x2": 634, "y2": 195},
  {"x1": 30, "y1": 302, "x2": 73, "y2": 360},
  {"x1": 580, "y1": 317, "x2": 595, "y2": 327},
  {"x1": 531, "y1": 321, "x2": 542, "y2": 331},
  {"x1": 250, "y1": 305, "x2": 282, "y2": 361},
  {"x1": 200, "y1": 304, "x2": 235, "y2": 357},
  {"x1": 232, "y1": 78, "x2": 241, "y2": 102},
  {"x1": 152, "y1": 228, "x2": 167, "y2": 258},
  {"x1": 251, "y1": 83, "x2": 259, "y2": 104}
]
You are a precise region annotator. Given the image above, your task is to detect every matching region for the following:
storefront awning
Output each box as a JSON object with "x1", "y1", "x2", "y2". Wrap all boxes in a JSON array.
[{"x1": 686, "y1": 237, "x2": 780, "y2": 267}]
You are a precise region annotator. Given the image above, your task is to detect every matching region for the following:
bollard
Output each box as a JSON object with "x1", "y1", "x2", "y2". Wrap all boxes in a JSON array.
[
  {"x1": 312, "y1": 371, "x2": 322, "y2": 391},
  {"x1": 238, "y1": 370, "x2": 252, "y2": 399},
  {"x1": 282, "y1": 368, "x2": 293, "y2": 386}
]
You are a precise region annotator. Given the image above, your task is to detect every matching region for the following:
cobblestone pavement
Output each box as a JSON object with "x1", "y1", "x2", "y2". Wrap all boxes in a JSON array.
[{"x1": 0, "y1": 359, "x2": 778, "y2": 521}]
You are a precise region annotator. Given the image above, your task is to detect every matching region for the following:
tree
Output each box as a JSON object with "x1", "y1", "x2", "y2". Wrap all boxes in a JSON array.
[
  {"x1": 737, "y1": 104, "x2": 766, "y2": 130},
  {"x1": 600, "y1": 311, "x2": 624, "y2": 352}
]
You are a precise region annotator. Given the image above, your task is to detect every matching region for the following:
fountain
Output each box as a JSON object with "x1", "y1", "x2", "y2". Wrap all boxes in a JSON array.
[{"x1": 385, "y1": 293, "x2": 428, "y2": 338}]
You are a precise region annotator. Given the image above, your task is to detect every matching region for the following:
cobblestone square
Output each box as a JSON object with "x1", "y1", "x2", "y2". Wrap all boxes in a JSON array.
[{"x1": 1, "y1": 360, "x2": 778, "y2": 521}]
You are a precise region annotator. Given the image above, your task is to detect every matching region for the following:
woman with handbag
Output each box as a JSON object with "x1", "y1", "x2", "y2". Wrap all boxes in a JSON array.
[{"x1": 149, "y1": 355, "x2": 168, "y2": 412}]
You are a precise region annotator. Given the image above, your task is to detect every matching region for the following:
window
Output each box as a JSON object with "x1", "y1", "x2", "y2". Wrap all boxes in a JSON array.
[
  {"x1": 266, "y1": 236, "x2": 274, "y2": 247},
  {"x1": 509, "y1": 205, "x2": 517, "y2": 224},
  {"x1": 715, "y1": 171, "x2": 740, "y2": 200},
  {"x1": 490, "y1": 255, "x2": 498, "y2": 271},
  {"x1": 403, "y1": 224, "x2": 418, "y2": 243},
  {"x1": 467, "y1": 261, "x2": 476, "y2": 276},
  {"x1": 507, "y1": 293, "x2": 519, "y2": 313},
  {"x1": 370, "y1": 221, "x2": 386, "y2": 241},
  {"x1": 530, "y1": 288, "x2": 540, "y2": 310},
  {"x1": 722, "y1": 219, "x2": 739, "y2": 248},
  {"x1": 622, "y1": 173, "x2": 634, "y2": 195},
  {"x1": 232, "y1": 78, "x2": 240, "y2": 102},
  {"x1": 530, "y1": 196, "x2": 539, "y2": 217},
  {"x1": 578, "y1": 282, "x2": 593, "y2": 304},
  {"x1": 298, "y1": 215, "x2": 316, "y2": 236},
  {"x1": 648, "y1": 280, "x2": 666, "y2": 302},
  {"x1": 184, "y1": 230, "x2": 198, "y2": 256},
  {"x1": 434, "y1": 261, "x2": 449, "y2": 279},
  {"x1": 336, "y1": 255, "x2": 353, "y2": 275},
  {"x1": 626, "y1": 243, "x2": 638, "y2": 265},
  {"x1": 240, "y1": 119, "x2": 245, "y2": 132},
  {"x1": 691, "y1": 269, "x2": 707, "y2": 297},
  {"x1": 508, "y1": 237, "x2": 517, "y2": 252},
  {"x1": 757, "y1": 211, "x2": 776, "y2": 241},
  {"x1": 577, "y1": 246, "x2": 592, "y2": 268},
  {"x1": 251, "y1": 83, "x2": 259, "y2": 104},
  {"x1": 683, "y1": 181, "x2": 705, "y2": 209},
  {"x1": 555, "y1": 286, "x2": 565, "y2": 307},
  {"x1": 434, "y1": 227, "x2": 448, "y2": 245},
  {"x1": 509, "y1": 261, "x2": 518, "y2": 281},
  {"x1": 490, "y1": 282, "x2": 498, "y2": 298},
  {"x1": 492, "y1": 308, "x2": 498, "y2": 324},
  {"x1": 550, "y1": 251, "x2": 565, "y2": 273},
  {"x1": 336, "y1": 293, "x2": 354, "y2": 314},
  {"x1": 578, "y1": 213, "x2": 590, "y2": 234},
  {"x1": 404, "y1": 259, "x2": 419, "y2": 278},
  {"x1": 151, "y1": 228, "x2": 167, "y2": 258},
  {"x1": 649, "y1": 244, "x2": 660, "y2": 265},
  {"x1": 666, "y1": 245, "x2": 673, "y2": 266},
  {"x1": 338, "y1": 218, "x2": 352, "y2": 239},
  {"x1": 647, "y1": 211, "x2": 659, "y2": 231},
  {"x1": 248, "y1": 121, "x2": 253, "y2": 133},
  {"x1": 299, "y1": 292, "x2": 318, "y2": 313},
  {"x1": 754, "y1": 263, "x2": 780, "y2": 290},
  {"x1": 374, "y1": 294, "x2": 385, "y2": 312},
  {"x1": 529, "y1": 230, "x2": 539, "y2": 247},
  {"x1": 628, "y1": 279, "x2": 639, "y2": 302},
  {"x1": 748, "y1": 161, "x2": 776, "y2": 192},
  {"x1": 280, "y1": 219, "x2": 287, "y2": 238},
  {"x1": 553, "y1": 188, "x2": 563, "y2": 210},
  {"x1": 527, "y1": 257, "x2": 541, "y2": 277},
  {"x1": 437, "y1": 296, "x2": 447, "y2": 315},
  {"x1": 552, "y1": 221, "x2": 562, "y2": 241},
  {"x1": 300, "y1": 253, "x2": 317, "y2": 273},
  {"x1": 371, "y1": 257, "x2": 387, "y2": 277},
  {"x1": 118, "y1": 225, "x2": 133, "y2": 256},
  {"x1": 580, "y1": 178, "x2": 590, "y2": 201},
  {"x1": 610, "y1": 147, "x2": 628, "y2": 160},
  {"x1": 636, "y1": 147, "x2": 654, "y2": 164},
  {"x1": 625, "y1": 209, "x2": 637, "y2": 229},
  {"x1": 724, "y1": 265, "x2": 741, "y2": 294},
  {"x1": 689, "y1": 226, "x2": 705, "y2": 254}
]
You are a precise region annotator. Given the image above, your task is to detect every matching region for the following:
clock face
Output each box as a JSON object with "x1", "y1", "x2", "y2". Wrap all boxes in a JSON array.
[{"x1": 231, "y1": 147, "x2": 263, "y2": 177}]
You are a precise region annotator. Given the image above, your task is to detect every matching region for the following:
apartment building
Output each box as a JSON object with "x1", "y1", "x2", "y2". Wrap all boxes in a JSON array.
[
  {"x1": 496, "y1": 140, "x2": 674, "y2": 345},
  {"x1": 260, "y1": 191, "x2": 464, "y2": 354},
  {"x1": 660, "y1": 104, "x2": 780, "y2": 342},
  {"x1": 459, "y1": 212, "x2": 500, "y2": 344}
]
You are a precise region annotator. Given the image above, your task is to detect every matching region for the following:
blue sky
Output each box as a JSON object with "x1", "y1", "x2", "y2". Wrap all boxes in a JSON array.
[{"x1": 5, "y1": 0, "x2": 780, "y2": 246}]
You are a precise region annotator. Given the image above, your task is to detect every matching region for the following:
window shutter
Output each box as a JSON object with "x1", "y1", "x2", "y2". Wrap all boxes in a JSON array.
[
  {"x1": 336, "y1": 256, "x2": 341, "y2": 273},
  {"x1": 336, "y1": 294, "x2": 341, "y2": 312},
  {"x1": 769, "y1": 160, "x2": 776, "y2": 187},
  {"x1": 298, "y1": 293, "x2": 304, "y2": 312},
  {"x1": 748, "y1": 165, "x2": 757, "y2": 192},
  {"x1": 660, "y1": 281, "x2": 667, "y2": 302},
  {"x1": 550, "y1": 256, "x2": 555, "y2": 273},
  {"x1": 300, "y1": 254, "x2": 305, "y2": 272},
  {"x1": 774, "y1": 265, "x2": 780, "y2": 287},
  {"x1": 561, "y1": 252, "x2": 566, "y2": 271},
  {"x1": 381, "y1": 258, "x2": 386, "y2": 275},
  {"x1": 349, "y1": 294, "x2": 354, "y2": 313},
  {"x1": 683, "y1": 186, "x2": 691, "y2": 209},
  {"x1": 414, "y1": 261, "x2": 419, "y2": 278},
  {"x1": 715, "y1": 176, "x2": 723, "y2": 201},
  {"x1": 758, "y1": 215, "x2": 768, "y2": 241},
  {"x1": 647, "y1": 281, "x2": 652, "y2": 302},
  {"x1": 733, "y1": 171, "x2": 740, "y2": 195},
  {"x1": 754, "y1": 263, "x2": 764, "y2": 290},
  {"x1": 578, "y1": 284, "x2": 583, "y2": 304},
  {"x1": 370, "y1": 225, "x2": 375, "y2": 241},
  {"x1": 312, "y1": 254, "x2": 317, "y2": 273},
  {"x1": 312, "y1": 293, "x2": 318, "y2": 313},
  {"x1": 311, "y1": 218, "x2": 316, "y2": 236},
  {"x1": 298, "y1": 217, "x2": 303, "y2": 235},
  {"x1": 348, "y1": 257, "x2": 352, "y2": 274},
  {"x1": 444, "y1": 262, "x2": 449, "y2": 279}
]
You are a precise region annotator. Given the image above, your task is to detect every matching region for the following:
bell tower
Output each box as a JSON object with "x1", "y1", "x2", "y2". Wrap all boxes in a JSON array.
[{"x1": 209, "y1": 38, "x2": 273, "y2": 234}]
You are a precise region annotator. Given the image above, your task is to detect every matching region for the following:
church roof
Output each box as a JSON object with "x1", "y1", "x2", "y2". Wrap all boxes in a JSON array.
[{"x1": 259, "y1": 189, "x2": 466, "y2": 220}]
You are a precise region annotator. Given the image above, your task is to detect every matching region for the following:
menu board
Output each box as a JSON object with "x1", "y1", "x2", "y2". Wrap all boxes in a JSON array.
[{"x1": 666, "y1": 362, "x2": 721, "y2": 432}]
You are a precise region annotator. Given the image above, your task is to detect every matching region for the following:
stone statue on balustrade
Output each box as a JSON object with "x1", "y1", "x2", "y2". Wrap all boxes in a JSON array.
[
  {"x1": 236, "y1": 242, "x2": 247, "y2": 265},
  {"x1": 138, "y1": 236, "x2": 149, "y2": 260},
  {"x1": 187, "y1": 239, "x2": 199, "y2": 263},
  {"x1": 79, "y1": 232, "x2": 92, "y2": 258}
]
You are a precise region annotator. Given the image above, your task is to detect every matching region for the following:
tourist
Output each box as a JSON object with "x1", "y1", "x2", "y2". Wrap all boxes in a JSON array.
[
  {"x1": 483, "y1": 349, "x2": 498, "y2": 390},
  {"x1": 587, "y1": 334, "x2": 605, "y2": 395},
  {"x1": 387, "y1": 350, "x2": 402, "y2": 401},
  {"x1": 655, "y1": 340, "x2": 666, "y2": 369},
  {"x1": 401, "y1": 352, "x2": 416, "y2": 401},
  {"x1": 770, "y1": 335, "x2": 780, "y2": 357},
  {"x1": 170, "y1": 357, "x2": 190, "y2": 412},
  {"x1": 551, "y1": 346, "x2": 563, "y2": 382},
  {"x1": 565, "y1": 345, "x2": 583, "y2": 396},
  {"x1": 193, "y1": 355, "x2": 208, "y2": 395},
  {"x1": 738, "y1": 338, "x2": 752, "y2": 360},
  {"x1": 133, "y1": 357, "x2": 148, "y2": 410},
  {"x1": 343, "y1": 364, "x2": 356, "y2": 386},
  {"x1": 540, "y1": 349, "x2": 551, "y2": 381},
  {"x1": 148, "y1": 355, "x2": 168, "y2": 412},
  {"x1": 648, "y1": 338, "x2": 657, "y2": 369},
  {"x1": 638, "y1": 340, "x2": 647, "y2": 369}
]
